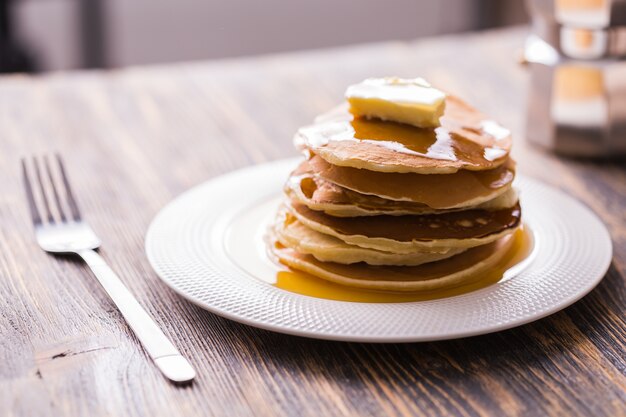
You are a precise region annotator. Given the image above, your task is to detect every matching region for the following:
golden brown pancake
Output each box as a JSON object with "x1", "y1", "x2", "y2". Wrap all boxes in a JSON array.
[
  {"x1": 273, "y1": 207, "x2": 466, "y2": 265},
  {"x1": 268, "y1": 84, "x2": 523, "y2": 291},
  {"x1": 301, "y1": 155, "x2": 515, "y2": 209},
  {"x1": 285, "y1": 166, "x2": 519, "y2": 217},
  {"x1": 287, "y1": 200, "x2": 521, "y2": 253},
  {"x1": 295, "y1": 95, "x2": 512, "y2": 174},
  {"x1": 270, "y1": 233, "x2": 515, "y2": 291}
]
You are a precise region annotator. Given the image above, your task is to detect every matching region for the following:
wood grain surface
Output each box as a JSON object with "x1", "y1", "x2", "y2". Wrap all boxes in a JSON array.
[{"x1": 1, "y1": 27, "x2": 624, "y2": 417}]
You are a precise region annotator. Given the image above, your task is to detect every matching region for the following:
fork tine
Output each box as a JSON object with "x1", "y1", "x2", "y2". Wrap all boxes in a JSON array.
[
  {"x1": 44, "y1": 155, "x2": 67, "y2": 222},
  {"x1": 32, "y1": 156, "x2": 54, "y2": 223},
  {"x1": 55, "y1": 154, "x2": 81, "y2": 221},
  {"x1": 21, "y1": 158, "x2": 43, "y2": 225}
]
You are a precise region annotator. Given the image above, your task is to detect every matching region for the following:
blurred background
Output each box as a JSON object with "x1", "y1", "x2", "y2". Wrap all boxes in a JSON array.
[{"x1": 0, "y1": 0, "x2": 527, "y2": 73}]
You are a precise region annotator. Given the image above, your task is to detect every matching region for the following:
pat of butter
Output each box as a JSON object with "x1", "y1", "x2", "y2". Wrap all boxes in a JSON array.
[{"x1": 345, "y1": 77, "x2": 446, "y2": 128}]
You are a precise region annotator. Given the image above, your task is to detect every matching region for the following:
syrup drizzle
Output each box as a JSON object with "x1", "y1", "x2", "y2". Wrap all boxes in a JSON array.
[
  {"x1": 296, "y1": 115, "x2": 511, "y2": 165},
  {"x1": 225, "y1": 199, "x2": 534, "y2": 304}
]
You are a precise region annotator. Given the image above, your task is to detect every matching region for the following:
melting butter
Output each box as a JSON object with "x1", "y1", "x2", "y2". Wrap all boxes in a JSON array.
[
  {"x1": 295, "y1": 118, "x2": 495, "y2": 163},
  {"x1": 481, "y1": 120, "x2": 510, "y2": 141},
  {"x1": 345, "y1": 77, "x2": 446, "y2": 128},
  {"x1": 479, "y1": 120, "x2": 510, "y2": 161}
]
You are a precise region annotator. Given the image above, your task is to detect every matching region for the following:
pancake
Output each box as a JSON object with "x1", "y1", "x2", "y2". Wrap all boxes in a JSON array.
[
  {"x1": 294, "y1": 95, "x2": 512, "y2": 174},
  {"x1": 302, "y1": 155, "x2": 515, "y2": 208},
  {"x1": 287, "y1": 200, "x2": 521, "y2": 253},
  {"x1": 270, "y1": 233, "x2": 515, "y2": 291},
  {"x1": 285, "y1": 170, "x2": 519, "y2": 217},
  {"x1": 273, "y1": 207, "x2": 466, "y2": 265}
]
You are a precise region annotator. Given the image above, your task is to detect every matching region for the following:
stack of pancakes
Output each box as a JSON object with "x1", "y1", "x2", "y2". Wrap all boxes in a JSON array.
[{"x1": 270, "y1": 91, "x2": 521, "y2": 292}]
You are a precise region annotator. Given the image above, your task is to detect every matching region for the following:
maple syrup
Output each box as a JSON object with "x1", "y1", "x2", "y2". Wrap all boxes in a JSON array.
[
  {"x1": 225, "y1": 198, "x2": 534, "y2": 303},
  {"x1": 294, "y1": 96, "x2": 511, "y2": 173},
  {"x1": 299, "y1": 155, "x2": 515, "y2": 209}
]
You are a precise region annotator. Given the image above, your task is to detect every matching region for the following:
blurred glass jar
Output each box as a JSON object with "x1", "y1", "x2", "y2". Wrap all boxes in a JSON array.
[{"x1": 525, "y1": 0, "x2": 626, "y2": 157}]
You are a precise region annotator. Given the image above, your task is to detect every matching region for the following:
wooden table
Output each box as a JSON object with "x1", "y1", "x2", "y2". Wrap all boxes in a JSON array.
[{"x1": 1, "y1": 27, "x2": 624, "y2": 417}]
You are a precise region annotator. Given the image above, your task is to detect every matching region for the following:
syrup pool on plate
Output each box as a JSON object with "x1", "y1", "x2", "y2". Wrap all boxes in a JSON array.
[{"x1": 224, "y1": 197, "x2": 535, "y2": 303}]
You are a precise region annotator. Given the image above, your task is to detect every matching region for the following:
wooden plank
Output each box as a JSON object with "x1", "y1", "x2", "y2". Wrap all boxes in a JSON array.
[{"x1": 0, "y1": 27, "x2": 624, "y2": 417}]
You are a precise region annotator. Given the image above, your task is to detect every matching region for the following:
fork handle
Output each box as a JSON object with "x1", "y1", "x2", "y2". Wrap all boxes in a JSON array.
[{"x1": 78, "y1": 249, "x2": 196, "y2": 383}]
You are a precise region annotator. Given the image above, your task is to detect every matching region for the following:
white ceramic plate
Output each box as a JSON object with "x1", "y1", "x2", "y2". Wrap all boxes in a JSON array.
[{"x1": 145, "y1": 158, "x2": 612, "y2": 342}]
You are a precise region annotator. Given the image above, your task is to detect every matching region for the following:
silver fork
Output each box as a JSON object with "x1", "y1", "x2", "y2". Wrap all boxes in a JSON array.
[{"x1": 21, "y1": 154, "x2": 196, "y2": 383}]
